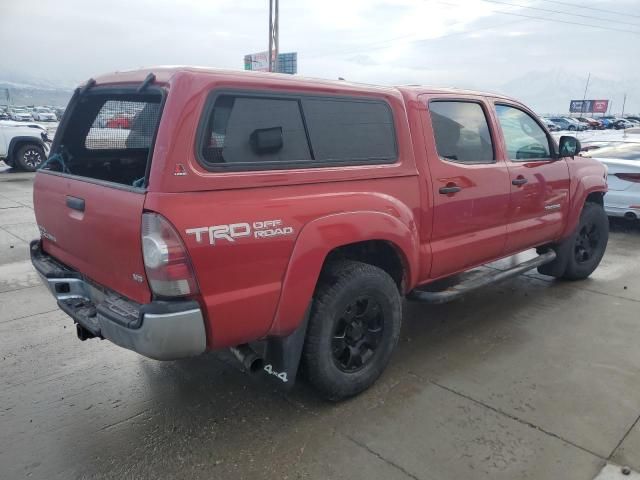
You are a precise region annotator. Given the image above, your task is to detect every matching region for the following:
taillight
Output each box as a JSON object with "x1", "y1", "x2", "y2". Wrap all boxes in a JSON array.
[
  {"x1": 614, "y1": 173, "x2": 640, "y2": 183},
  {"x1": 141, "y1": 213, "x2": 199, "y2": 297}
]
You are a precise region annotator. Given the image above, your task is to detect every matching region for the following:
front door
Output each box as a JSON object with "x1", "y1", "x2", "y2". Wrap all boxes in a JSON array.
[
  {"x1": 420, "y1": 97, "x2": 511, "y2": 279},
  {"x1": 493, "y1": 103, "x2": 571, "y2": 253}
]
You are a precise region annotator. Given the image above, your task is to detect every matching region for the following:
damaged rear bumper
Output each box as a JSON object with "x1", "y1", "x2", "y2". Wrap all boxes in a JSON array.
[{"x1": 30, "y1": 240, "x2": 206, "y2": 360}]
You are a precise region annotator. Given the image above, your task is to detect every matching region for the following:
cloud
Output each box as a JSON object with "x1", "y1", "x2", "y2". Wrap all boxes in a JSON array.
[{"x1": 1, "y1": 0, "x2": 638, "y2": 111}]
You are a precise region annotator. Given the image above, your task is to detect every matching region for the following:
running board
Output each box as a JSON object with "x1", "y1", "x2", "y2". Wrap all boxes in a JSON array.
[{"x1": 408, "y1": 250, "x2": 557, "y2": 304}]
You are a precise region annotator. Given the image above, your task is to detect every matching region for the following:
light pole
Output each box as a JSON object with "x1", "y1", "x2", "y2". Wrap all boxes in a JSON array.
[{"x1": 268, "y1": 0, "x2": 279, "y2": 72}]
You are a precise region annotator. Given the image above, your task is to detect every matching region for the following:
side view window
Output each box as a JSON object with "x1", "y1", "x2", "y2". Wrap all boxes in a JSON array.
[
  {"x1": 496, "y1": 104, "x2": 551, "y2": 161},
  {"x1": 198, "y1": 93, "x2": 397, "y2": 170},
  {"x1": 429, "y1": 101, "x2": 494, "y2": 164},
  {"x1": 201, "y1": 95, "x2": 311, "y2": 166}
]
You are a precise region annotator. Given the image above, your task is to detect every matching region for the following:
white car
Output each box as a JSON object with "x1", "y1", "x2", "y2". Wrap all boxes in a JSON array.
[
  {"x1": 32, "y1": 107, "x2": 57, "y2": 122},
  {"x1": 581, "y1": 141, "x2": 640, "y2": 220},
  {"x1": 8, "y1": 108, "x2": 34, "y2": 122},
  {"x1": 0, "y1": 121, "x2": 51, "y2": 171}
]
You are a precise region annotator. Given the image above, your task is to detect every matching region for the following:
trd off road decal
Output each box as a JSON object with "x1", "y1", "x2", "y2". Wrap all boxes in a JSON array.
[{"x1": 186, "y1": 219, "x2": 294, "y2": 245}]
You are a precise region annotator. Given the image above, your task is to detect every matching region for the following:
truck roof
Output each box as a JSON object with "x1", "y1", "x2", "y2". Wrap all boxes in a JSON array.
[{"x1": 90, "y1": 66, "x2": 518, "y2": 102}]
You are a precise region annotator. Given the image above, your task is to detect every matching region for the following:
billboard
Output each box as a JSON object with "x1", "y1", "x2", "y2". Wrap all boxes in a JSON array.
[
  {"x1": 569, "y1": 99, "x2": 609, "y2": 114},
  {"x1": 244, "y1": 51, "x2": 271, "y2": 72},
  {"x1": 244, "y1": 51, "x2": 297, "y2": 75}
]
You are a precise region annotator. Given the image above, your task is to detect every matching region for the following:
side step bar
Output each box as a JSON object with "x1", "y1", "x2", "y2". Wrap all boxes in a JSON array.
[{"x1": 408, "y1": 250, "x2": 557, "y2": 304}]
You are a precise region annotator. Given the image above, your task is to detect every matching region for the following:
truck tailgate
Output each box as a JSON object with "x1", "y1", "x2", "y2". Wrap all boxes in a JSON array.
[{"x1": 33, "y1": 172, "x2": 151, "y2": 304}]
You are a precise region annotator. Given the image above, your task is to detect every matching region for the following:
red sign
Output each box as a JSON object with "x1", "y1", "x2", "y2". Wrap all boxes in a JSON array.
[{"x1": 592, "y1": 100, "x2": 609, "y2": 113}]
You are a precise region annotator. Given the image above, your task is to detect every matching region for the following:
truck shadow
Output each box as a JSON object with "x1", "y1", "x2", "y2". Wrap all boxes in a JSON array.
[
  {"x1": 610, "y1": 217, "x2": 640, "y2": 235},
  {"x1": 55, "y1": 236, "x2": 628, "y2": 477}
]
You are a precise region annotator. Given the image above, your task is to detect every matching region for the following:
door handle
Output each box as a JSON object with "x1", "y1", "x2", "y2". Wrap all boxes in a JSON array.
[
  {"x1": 66, "y1": 196, "x2": 85, "y2": 212},
  {"x1": 512, "y1": 177, "x2": 528, "y2": 186},
  {"x1": 439, "y1": 185, "x2": 461, "y2": 194}
]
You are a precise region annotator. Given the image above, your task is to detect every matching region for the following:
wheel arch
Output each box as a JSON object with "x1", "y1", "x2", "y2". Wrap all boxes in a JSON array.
[
  {"x1": 8, "y1": 136, "x2": 46, "y2": 164},
  {"x1": 268, "y1": 211, "x2": 419, "y2": 337}
]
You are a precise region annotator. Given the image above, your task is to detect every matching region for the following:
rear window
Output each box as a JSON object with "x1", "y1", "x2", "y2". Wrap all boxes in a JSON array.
[
  {"x1": 41, "y1": 90, "x2": 163, "y2": 188},
  {"x1": 198, "y1": 93, "x2": 396, "y2": 170}
]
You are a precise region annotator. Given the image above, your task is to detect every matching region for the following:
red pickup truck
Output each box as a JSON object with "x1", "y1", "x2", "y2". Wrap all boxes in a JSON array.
[{"x1": 31, "y1": 67, "x2": 608, "y2": 400}]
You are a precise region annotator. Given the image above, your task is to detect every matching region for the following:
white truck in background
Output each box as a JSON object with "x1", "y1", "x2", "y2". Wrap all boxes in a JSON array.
[{"x1": 0, "y1": 121, "x2": 50, "y2": 171}]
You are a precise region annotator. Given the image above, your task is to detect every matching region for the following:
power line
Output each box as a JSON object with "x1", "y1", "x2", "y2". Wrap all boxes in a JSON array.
[
  {"x1": 306, "y1": 18, "x2": 527, "y2": 59},
  {"x1": 436, "y1": 0, "x2": 640, "y2": 36},
  {"x1": 538, "y1": 0, "x2": 640, "y2": 20},
  {"x1": 304, "y1": 0, "x2": 640, "y2": 62},
  {"x1": 479, "y1": 0, "x2": 640, "y2": 28}
]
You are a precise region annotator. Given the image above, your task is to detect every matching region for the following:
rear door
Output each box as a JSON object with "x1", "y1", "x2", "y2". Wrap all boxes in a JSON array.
[
  {"x1": 33, "y1": 87, "x2": 164, "y2": 304},
  {"x1": 420, "y1": 96, "x2": 511, "y2": 279},
  {"x1": 493, "y1": 103, "x2": 570, "y2": 253}
]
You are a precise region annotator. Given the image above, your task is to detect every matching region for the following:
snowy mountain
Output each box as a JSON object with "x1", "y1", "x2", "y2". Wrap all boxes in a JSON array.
[
  {"x1": 498, "y1": 69, "x2": 640, "y2": 115},
  {"x1": 0, "y1": 70, "x2": 73, "y2": 107}
]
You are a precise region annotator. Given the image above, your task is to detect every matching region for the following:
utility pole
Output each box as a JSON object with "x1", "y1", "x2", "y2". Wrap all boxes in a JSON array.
[
  {"x1": 580, "y1": 72, "x2": 590, "y2": 118},
  {"x1": 621, "y1": 93, "x2": 627, "y2": 118},
  {"x1": 268, "y1": 0, "x2": 279, "y2": 73}
]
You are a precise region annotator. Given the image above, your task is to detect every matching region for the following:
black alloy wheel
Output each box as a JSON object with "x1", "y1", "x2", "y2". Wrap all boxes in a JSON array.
[{"x1": 331, "y1": 295, "x2": 384, "y2": 373}]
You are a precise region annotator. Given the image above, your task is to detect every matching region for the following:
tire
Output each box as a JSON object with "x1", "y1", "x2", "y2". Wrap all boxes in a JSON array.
[
  {"x1": 537, "y1": 202, "x2": 608, "y2": 280},
  {"x1": 568, "y1": 125, "x2": 576, "y2": 131},
  {"x1": 14, "y1": 143, "x2": 46, "y2": 172},
  {"x1": 302, "y1": 260, "x2": 402, "y2": 401}
]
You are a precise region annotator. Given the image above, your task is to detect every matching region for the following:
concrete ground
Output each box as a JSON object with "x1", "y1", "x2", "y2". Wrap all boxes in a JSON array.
[{"x1": 1, "y1": 170, "x2": 639, "y2": 480}]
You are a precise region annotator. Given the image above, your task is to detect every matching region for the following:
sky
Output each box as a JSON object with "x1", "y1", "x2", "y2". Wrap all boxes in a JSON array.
[{"x1": 1, "y1": 0, "x2": 639, "y2": 112}]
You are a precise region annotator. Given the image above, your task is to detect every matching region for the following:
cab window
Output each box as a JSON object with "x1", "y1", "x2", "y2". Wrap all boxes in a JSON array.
[
  {"x1": 429, "y1": 101, "x2": 494, "y2": 164},
  {"x1": 496, "y1": 104, "x2": 552, "y2": 161}
]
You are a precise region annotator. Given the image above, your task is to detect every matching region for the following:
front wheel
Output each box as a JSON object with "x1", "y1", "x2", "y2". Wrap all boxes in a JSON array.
[
  {"x1": 15, "y1": 143, "x2": 46, "y2": 172},
  {"x1": 538, "y1": 202, "x2": 609, "y2": 280},
  {"x1": 302, "y1": 260, "x2": 402, "y2": 401}
]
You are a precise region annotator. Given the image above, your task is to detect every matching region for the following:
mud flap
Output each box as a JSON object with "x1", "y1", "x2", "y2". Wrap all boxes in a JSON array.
[
  {"x1": 259, "y1": 307, "x2": 310, "y2": 390},
  {"x1": 536, "y1": 234, "x2": 575, "y2": 277}
]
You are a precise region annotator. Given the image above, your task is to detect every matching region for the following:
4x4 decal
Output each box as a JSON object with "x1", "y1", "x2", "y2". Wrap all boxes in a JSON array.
[{"x1": 186, "y1": 219, "x2": 294, "y2": 245}]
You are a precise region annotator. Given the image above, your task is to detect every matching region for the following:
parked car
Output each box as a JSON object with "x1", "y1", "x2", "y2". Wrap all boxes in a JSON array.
[
  {"x1": 563, "y1": 117, "x2": 588, "y2": 131},
  {"x1": 8, "y1": 107, "x2": 34, "y2": 122},
  {"x1": 549, "y1": 117, "x2": 586, "y2": 131},
  {"x1": 0, "y1": 121, "x2": 51, "y2": 171},
  {"x1": 105, "y1": 114, "x2": 134, "y2": 129},
  {"x1": 581, "y1": 142, "x2": 640, "y2": 220},
  {"x1": 32, "y1": 68, "x2": 608, "y2": 400},
  {"x1": 600, "y1": 116, "x2": 617, "y2": 129},
  {"x1": 32, "y1": 107, "x2": 58, "y2": 122},
  {"x1": 54, "y1": 107, "x2": 66, "y2": 121},
  {"x1": 576, "y1": 117, "x2": 603, "y2": 129},
  {"x1": 613, "y1": 119, "x2": 636, "y2": 130},
  {"x1": 540, "y1": 117, "x2": 560, "y2": 131}
]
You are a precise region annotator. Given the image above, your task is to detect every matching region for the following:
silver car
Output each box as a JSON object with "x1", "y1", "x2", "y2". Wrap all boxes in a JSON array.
[
  {"x1": 9, "y1": 108, "x2": 34, "y2": 122},
  {"x1": 32, "y1": 107, "x2": 57, "y2": 122},
  {"x1": 581, "y1": 139, "x2": 640, "y2": 220}
]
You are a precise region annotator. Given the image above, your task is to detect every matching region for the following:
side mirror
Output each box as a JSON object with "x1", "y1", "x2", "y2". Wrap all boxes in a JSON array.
[
  {"x1": 250, "y1": 127, "x2": 283, "y2": 154},
  {"x1": 558, "y1": 135, "x2": 581, "y2": 157}
]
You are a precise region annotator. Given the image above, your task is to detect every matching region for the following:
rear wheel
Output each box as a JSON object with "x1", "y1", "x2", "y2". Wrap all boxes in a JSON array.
[
  {"x1": 15, "y1": 143, "x2": 45, "y2": 172},
  {"x1": 303, "y1": 260, "x2": 402, "y2": 401}
]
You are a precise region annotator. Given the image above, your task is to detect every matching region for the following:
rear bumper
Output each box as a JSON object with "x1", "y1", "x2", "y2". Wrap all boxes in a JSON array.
[{"x1": 30, "y1": 240, "x2": 206, "y2": 360}]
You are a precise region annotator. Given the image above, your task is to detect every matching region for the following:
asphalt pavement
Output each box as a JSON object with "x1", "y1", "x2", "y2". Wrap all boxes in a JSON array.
[{"x1": 1, "y1": 169, "x2": 639, "y2": 480}]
